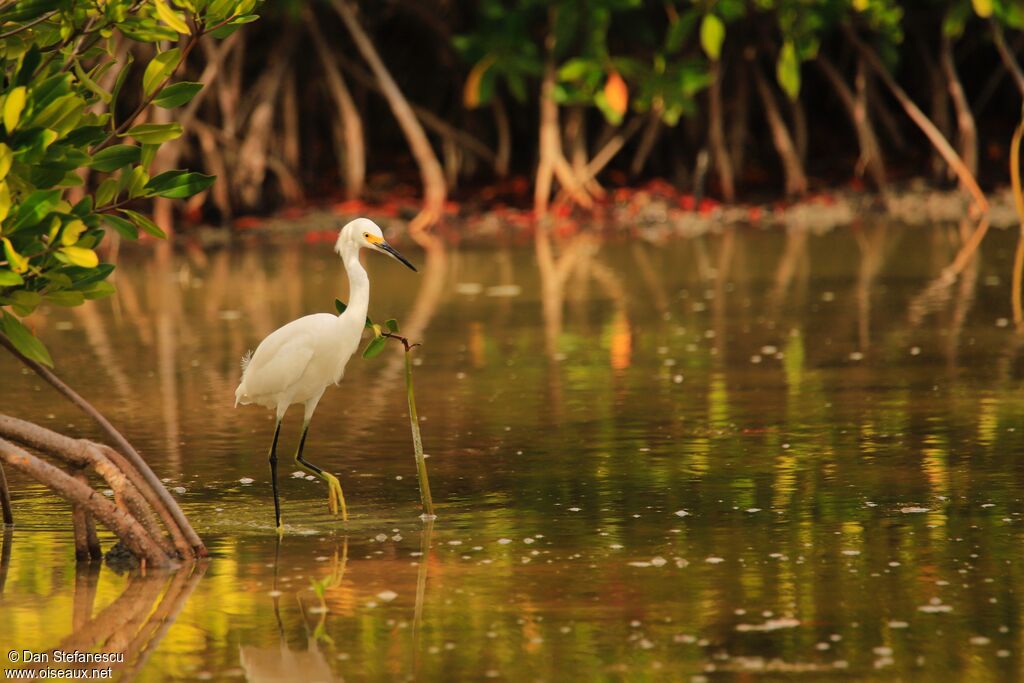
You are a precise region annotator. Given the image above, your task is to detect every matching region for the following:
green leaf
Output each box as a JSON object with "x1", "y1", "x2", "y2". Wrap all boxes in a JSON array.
[
  {"x1": 144, "y1": 170, "x2": 215, "y2": 198},
  {"x1": 0, "y1": 182, "x2": 10, "y2": 222},
  {"x1": 776, "y1": 41, "x2": 801, "y2": 100},
  {"x1": 140, "y1": 143, "x2": 158, "y2": 169},
  {"x1": 0, "y1": 271, "x2": 24, "y2": 286},
  {"x1": 4, "y1": 290, "x2": 40, "y2": 316},
  {"x1": 46, "y1": 290, "x2": 85, "y2": 306},
  {"x1": 72, "y1": 59, "x2": 112, "y2": 104},
  {"x1": 154, "y1": 81, "x2": 202, "y2": 108},
  {"x1": 2, "y1": 237, "x2": 28, "y2": 273},
  {"x1": 90, "y1": 144, "x2": 140, "y2": 172},
  {"x1": 110, "y1": 56, "x2": 134, "y2": 117},
  {"x1": 0, "y1": 143, "x2": 11, "y2": 182},
  {"x1": 95, "y1": 177, "x2": 119, "y2": 206},
  {"x1": 1, "y1": 0, "x2": 62, "y2": 23},
  {"x1": 9, "y1": 189, "x2": 60, "y2": 232},
  {"x1": 700, "y1": 14, "x2": 725, "y2": 61},
  {"x1": 68, "y1": 262, "x2": 114, "y2": 287},
  {"x1": 60, "y1": 246, "x2": 99, "y2": 268},
  {"x1": 121, "y1": 122, "x2": 183, "y2": 144},
  {"x1": 386, "y1": 319, "x2": 399, "y2": 333},
  {"x1": 142, "y1": 48, "x2": 181, "y2": 98},
  {"x1": 0, "y1": 311, "x2": 52, "y2": 367},
  {"x1": 119, "y1": 208, "x2": 166, "y2": 239},
  {"x1": 3, "y1": 86, "x2": 26, "y2": 132},
  {"x1": 60, "y1": 219, "x2": 86, "y2": 245},
  {"x1": 64, "y1": 125, "x2": 106, "y2": 147},
  {"x1": 362, "y1": 335, "x2": 388, "y2": 359},
  {"x1": 154, "y1": 0, "x2": 191, "y2": 34},
  {"x1": 127, "y1": 166, "x2": 149, "y2": 198},
  {"x1": 29, "y1": 93, "x2": 84, "y2": 135},
  {"x1": 102, "y1": 214, "x2": 138, "y2": 239},
  {"x1": 558, "y1": 58, "x2": 596, "y2": 82},
  {"x1": 82, "y1": 280, "x2": 116, "y2": 300}
]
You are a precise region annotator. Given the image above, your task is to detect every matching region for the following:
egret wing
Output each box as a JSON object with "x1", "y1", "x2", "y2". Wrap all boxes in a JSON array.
[{"x1": 238, "y1": 338, "x2": 316, "y2": 401}]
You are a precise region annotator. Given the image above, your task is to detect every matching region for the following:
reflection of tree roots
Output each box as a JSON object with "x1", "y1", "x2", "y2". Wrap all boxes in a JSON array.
[
  {"x1": 19, "y1": 562, "x2": 207, "y2": 680},
  {"x1": 908, "y1": 271, "x2": 957, "y2": 327},
  {"x1": 908, "y1": 215, "x2": 987, "y2": 327}
]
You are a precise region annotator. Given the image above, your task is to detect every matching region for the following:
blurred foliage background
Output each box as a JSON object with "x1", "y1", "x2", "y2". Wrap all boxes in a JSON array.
[{"x1": 119, "y1": 0, "x2": 1023, "y2": 223}]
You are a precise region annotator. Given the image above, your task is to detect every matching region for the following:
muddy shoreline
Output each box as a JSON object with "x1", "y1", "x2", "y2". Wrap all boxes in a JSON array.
[{"x1": 188, "y1": 183, "x2": 1021, "y2": 248}]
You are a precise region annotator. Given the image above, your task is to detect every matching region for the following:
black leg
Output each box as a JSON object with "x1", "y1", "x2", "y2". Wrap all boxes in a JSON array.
[{"x1": 268, "y1": 420, "x2": 282, "y2": 530}]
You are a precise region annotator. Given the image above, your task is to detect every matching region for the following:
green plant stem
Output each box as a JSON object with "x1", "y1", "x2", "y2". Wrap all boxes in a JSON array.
[{"x1": 404, "y1": 349, "x2": 434, "y2": 518}]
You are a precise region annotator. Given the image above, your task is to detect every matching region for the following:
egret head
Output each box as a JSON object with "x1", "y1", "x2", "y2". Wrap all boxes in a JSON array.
[{"x1": 336, "y1": 218, "x2": 417, "y2": 272}]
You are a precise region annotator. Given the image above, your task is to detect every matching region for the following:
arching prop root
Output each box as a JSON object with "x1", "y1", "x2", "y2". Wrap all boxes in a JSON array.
[
  {"x1": 0, "y1": 415, "x2": 190, "y2": 568},
  {"x1": 1, "y1": 335, "x2": 205, "y2": 562}
]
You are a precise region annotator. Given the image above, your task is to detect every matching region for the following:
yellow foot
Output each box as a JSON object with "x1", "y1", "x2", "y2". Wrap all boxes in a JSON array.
[
  {"x1": 324, "y1": 473, "x2": 348, "y2": 522},
  {"x1": 276, "y1": 521, "x2": 284, "y2": 536}
]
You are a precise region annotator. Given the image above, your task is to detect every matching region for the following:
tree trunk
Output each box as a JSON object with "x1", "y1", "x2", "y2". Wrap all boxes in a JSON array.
[
  {"x1": 846, "y1": 25, "x2": 987, "y2": 213},
  {"x1": 816, "y1": 54, "x2": 887, "y2": 191},
  {"x1": 235, "y1": 36, "x2": 294, "y2": 209},
  {"x1": 790, "y1": 97, "x2": 808, "y2": 166},
  {"x1": 493, "y1": 98, "x2": 511, "y2": 178},
  {"x1": 534, "y1": 56, "x2": 592, "y2": 216},
  {"x1": 867, "y1": 76, "x2": 908, "y2": 151},
  {"x1": 992, "y1": 20, "x2": 1024, "y2": 98},
  {"x1": 334, "y1": 53, "x2": 497, "y2": 172},
  {"x1": 331, "y1": 0, "x2": 446, "y2": 238},
  {"x1": 630, "y1": 109, "x2": 662, "y2": 178},
  {"x1": 940, "y1": 34, "x2": 977, "y2": 179},
  {"x1": 729, "y1": 60, "x2": 749, "y2": 174},
  {"x1": 553, "y1": 115, "x2": 644, "y2": 205},
  {"x1": 708, "y1": 60, "x2": 735, "y2": 201},
  {"x1": 924, "y1": 48, "x2": 951, "y2": 181},
  {"x1": 281, "y1": 72, "x2": 301, "y2": 172},
  {"x1": 750, "y1": 57, "x2": 808, "y2": 196},
  {"x1": 306, "y1": 11, "x2": 365, "y2": 197}
]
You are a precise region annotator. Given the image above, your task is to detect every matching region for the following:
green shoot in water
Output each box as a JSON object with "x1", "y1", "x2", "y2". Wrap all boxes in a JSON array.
[{"x1": 335, "y1": 300, "x2": 436, "y2": 519}]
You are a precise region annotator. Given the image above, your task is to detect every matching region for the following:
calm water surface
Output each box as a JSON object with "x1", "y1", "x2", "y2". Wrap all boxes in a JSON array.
[{"x1": 3, "y1": 223, "x2": 1024, "y2": 681}]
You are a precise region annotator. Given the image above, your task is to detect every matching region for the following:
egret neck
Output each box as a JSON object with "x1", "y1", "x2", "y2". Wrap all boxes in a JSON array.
[
  {"x1": 339, "y1": 240, "x2": 370, "y2": 324},
  {"x1": 332, "y1": 241, "x2": 370, "y2": 382}
]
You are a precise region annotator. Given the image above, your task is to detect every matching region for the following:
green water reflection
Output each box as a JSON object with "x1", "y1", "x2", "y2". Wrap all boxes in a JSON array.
[{"x1": 3, "y1": 223, "x2": 1024, "y2": 680}]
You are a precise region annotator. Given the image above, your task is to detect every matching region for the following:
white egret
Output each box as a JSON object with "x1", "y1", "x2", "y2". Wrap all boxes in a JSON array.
[{"x1": 234, "y1": 217, "x2": 417, "y2": 529}]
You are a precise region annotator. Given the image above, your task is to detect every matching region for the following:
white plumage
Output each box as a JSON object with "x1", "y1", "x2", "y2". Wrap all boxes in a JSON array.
[{"x1": 234, "y1": 217, "x2": 417, "y2": 528}]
